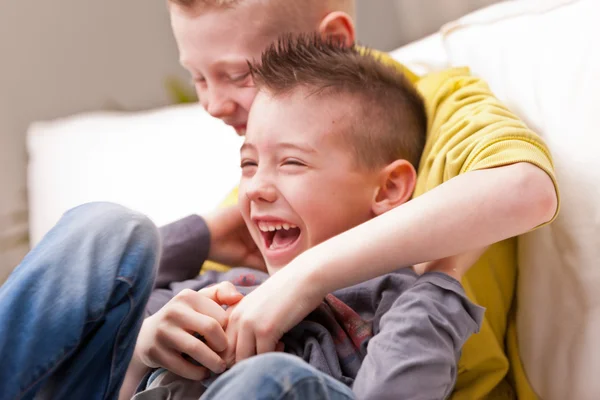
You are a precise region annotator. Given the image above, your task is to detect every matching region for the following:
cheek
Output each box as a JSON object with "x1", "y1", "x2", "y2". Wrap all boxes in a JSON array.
[
  {"x1": 302, "y1": 181, "x2": 373, "y2": 243},
  {"x1": 237, "y1": 184, "x2": 252, "y2": 217}
]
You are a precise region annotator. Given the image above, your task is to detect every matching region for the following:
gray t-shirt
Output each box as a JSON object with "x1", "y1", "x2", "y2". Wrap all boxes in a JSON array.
[{"x1": 138, "y1": 216, "x2": 485, "y2": 400}]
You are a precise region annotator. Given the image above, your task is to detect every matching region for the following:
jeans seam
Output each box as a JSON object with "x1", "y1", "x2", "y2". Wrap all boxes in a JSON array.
[
  {"x1": 274, "y1": 375, "x2": 353, "y2": 400},
  {"x1": 105, "y1": 278, "x2": 136, "y2": 400}
]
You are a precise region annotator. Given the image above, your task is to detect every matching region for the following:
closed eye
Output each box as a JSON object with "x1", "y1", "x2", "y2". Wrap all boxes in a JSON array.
[
  {"x1": 240, "y1": 160, "x2": 257, "y2": 168},
  {"x1": 231, "y1": 72, "x2": 250, "y2": 82},
  {"x1": 283, "y1": 159, "x2": 306, "y2": 167}
]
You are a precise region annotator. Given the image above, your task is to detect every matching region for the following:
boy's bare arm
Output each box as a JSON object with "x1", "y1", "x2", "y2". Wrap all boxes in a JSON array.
[{"x1": 227, "y1": 161, "x2": 557, "y2": 361}]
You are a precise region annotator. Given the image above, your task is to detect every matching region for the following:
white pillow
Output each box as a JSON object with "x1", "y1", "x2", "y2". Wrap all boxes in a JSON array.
[
  {"x1": 389, "y1": 33, "x2": 449, "y2": 76},
  {"x1": 443, "y1": 1, "x2": 600, "y2": 399},
  {"x1": 27, "y1": 104, "x2": 243, "y2": 245}
]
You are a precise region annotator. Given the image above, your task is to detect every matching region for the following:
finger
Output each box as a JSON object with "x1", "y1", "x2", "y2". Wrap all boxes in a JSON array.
[
  {"x1": 199, "y1": 282, "x2": 244, "y2": 307},
  {"x1": 256, "y1": 335, "x2": 277, "y2": 355},
  {"x1": 166, "y1": 329, "x2": 226, "y2": 374},
  {"x1": 225, "y1": 320, "x2": 238, "y2": 367},
  {"x1": 172, "y1": 309, "x2": 229, "y2": 353},
  {"x1": 235, "y1": 324, "x2": 257, "y2": 363},
  {"x1": 275, "y1": 341, "x2": 285, "y2": 352},
  {"x1": 179, "y1": 290, "x2": 229, "y2": 327},
  {"x1": 152, "y1": 347, "x2": 210, "y2": 381}
]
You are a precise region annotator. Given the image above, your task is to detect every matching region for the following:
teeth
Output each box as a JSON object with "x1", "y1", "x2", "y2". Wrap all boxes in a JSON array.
[{"x1": 257, "y1": 221, "x2": 297, "y2": 232}]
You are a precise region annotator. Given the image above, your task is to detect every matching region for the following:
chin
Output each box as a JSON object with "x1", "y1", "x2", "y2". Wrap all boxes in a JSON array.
[{"x1": 265, "y1": 265, "x2": 278, "y2": 275}]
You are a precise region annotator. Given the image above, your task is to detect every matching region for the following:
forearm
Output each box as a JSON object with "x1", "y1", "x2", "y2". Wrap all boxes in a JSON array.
[
  {"x1": 155, "y1": 215, "x2": 211, "y2": 289},
  {"x1": 119, "y1": 352, "x2": 150, "y2": 400},
  {"x1": 297, "y1": 162, "x2": 557, "y2": 294},
  {"x1": 353, "y1": 273, "x2": 484, "y2": 400}
]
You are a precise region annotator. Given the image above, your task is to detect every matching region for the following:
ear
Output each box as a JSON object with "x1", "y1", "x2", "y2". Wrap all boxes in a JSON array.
[
  {"x1": 372, "y1": 160, "x2": 417, "y2": 216},
  {"x1": 317, "y1": 11, "x2": 355, "y2": 47}
]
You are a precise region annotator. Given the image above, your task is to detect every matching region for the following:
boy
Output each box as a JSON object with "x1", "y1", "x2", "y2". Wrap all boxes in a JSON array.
[
  {"x1": 164, "y1": 1, "x2": 558, "y2": 398},
  {"x1": 129, "y1": 35, "x2": 484, "y2": 400}
]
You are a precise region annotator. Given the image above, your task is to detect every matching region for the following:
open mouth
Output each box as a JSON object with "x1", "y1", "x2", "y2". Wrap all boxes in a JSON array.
[{"x1": 257, "y1": 221, "x2": 301, "y2": 251}]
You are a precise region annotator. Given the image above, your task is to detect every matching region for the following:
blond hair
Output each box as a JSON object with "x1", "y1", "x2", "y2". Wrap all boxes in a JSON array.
[
  {"x1": 168, "y1": 0, "x2": 356, "y2": 20},
  {"x1": 250, "y1": 34, "x2": 427, "y2": 170}
]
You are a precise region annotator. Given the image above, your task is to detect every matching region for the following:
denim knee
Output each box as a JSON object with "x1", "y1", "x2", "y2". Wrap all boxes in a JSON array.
[
  {"x1": 67, "y1": 201, "x2": 156, "y2": 239},
  {"x1": 239, "y1": 353, "x2": 308, "y2": 373},
  {"x1": 231, "y1": 353, "x2": 329, "y2": 390},
  {"x1": 57, "y1": 202, "x2": 160, "y2": 279},
  {"x1": 205, "y1": 353, "x2": 355, "y2": 400}
]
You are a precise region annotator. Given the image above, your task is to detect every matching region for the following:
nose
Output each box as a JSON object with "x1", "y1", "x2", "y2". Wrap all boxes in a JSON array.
[
  {"x1": 202, "y1": 86, "x2": 236, "y2": 119},
  {"x1": 245, "y1": 170, "x2": 277, "y2": 204}
]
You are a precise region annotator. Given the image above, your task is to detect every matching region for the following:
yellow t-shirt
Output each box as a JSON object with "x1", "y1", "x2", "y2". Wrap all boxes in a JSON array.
[
  {"x1": 376, "y1": 51, "x2": 559, "y2": 399},
  {"x1": 207, "y1": 51, "x2": 560, "y2": 399}
]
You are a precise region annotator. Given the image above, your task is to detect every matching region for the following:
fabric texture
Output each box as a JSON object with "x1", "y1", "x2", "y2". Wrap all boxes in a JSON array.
[
  {"x1": 143, "y1": 249, "x2": 484, "y2": 400},
  {"x1": 202, "y1": 50, "x2": 558, "y2": 399},
  {"x1": 0, "y1": 202, "x2": 160, "y2": 400},
  {"x1": 351, "y1": 49, "x2": 559, "y2": 400},
  {"x1": 442, "y1": 1, "x2": 597, "y2": 398},
  {"x1": 133, "y1": 353, "x2": 355, "y2": 400}
]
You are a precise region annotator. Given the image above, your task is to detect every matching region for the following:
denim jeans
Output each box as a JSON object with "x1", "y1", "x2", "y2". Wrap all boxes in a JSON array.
[
  {"x1": 0, "y1": 203, "x2": 354, "y2": 400},
  {"x1": 0, "y1": 203, "x2": 160, "y2": 400},
  {"x1": 201, "y1": 353, "x2": 355, "y2": 400}
]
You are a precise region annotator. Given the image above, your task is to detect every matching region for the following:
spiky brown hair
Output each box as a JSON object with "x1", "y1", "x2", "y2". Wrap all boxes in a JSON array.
[{"x1": 249, "y1": 34, "x2": 427, "y2": 170}]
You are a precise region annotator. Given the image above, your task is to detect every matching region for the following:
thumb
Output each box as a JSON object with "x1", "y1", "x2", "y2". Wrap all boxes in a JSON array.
[{"x1": 200, "y1": 282, "x2": 243, "y2": 306}]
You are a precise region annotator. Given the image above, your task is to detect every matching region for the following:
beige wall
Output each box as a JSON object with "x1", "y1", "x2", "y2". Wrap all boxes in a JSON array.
[
  {"x1": 0, "y1": 0, "x2": 188, "y2": 280},
  {"x1": 356, "y1": 0, "x2": 502, "y2": 50},
  {"x1": 0, "y1": 0, "x2": 502, "y2": 282}
]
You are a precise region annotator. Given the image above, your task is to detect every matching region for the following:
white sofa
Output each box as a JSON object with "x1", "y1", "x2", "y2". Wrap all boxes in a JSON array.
[{"x1": 27, "y1": 0, "x2": 600, "y2": 398}]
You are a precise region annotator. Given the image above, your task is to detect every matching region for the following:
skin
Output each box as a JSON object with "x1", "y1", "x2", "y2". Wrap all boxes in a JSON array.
[
  {"x1": 238, "y1": 89, "x2": 414, "y2": 273},
  {"x1": 121, "y1": 1, "x2": 559, "y2": 396}
]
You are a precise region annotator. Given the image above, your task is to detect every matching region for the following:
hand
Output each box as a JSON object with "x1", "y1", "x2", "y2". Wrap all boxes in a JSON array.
[
  {"x1": 205, "y1": 205, "x2": 266, "y2": 271},
  {"x1": 414, "y1": 247, "x2": 488, "y2": 280},
  {"x1": 134, "y1": 282, "x2": 244, "y2": 380},
  {"x1": 226, "y1": 264, "x2": 325, "y2": 363}
]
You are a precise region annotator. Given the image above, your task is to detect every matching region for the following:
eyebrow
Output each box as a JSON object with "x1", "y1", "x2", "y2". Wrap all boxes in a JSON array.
[
  {"x1": 180, "y1": 58, "x2": 249, "y2": 74},
  {"x1": 240, "y1": 142, "x2": 318, "y2": 154}
]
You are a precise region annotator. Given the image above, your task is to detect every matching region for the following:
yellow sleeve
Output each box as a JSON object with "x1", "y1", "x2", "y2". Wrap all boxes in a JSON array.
[{"x1": 413, "y1": 67, "x2": 559, "y2": 223}]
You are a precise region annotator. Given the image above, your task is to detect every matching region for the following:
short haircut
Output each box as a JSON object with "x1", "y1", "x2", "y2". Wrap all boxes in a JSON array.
[
  {"x1": 168, "y1": 0, "x2": 356, "y2": 23},
  {"x1": 249, "y1": 34, "x2": 427, "y2": 170}
]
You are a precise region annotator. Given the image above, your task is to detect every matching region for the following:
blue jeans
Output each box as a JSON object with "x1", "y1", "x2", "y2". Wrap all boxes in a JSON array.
[
  {"x1": 1, "y1": 203, "x2": 353, "y2": 400},
  {"x1": 201, "y1": 353, "x2": 355, "y2": 400},
  {"x1": 0, "y1": 203, "x2": 160, "y2": 400}
]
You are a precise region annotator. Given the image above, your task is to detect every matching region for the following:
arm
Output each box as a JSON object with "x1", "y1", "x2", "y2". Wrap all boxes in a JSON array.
[
  {"x1": 155, "y1": 206, "x2": 265, "y2": 290},
  {"x1": 228, "y1": 161, "x2": 557, "y2": 361},
  {"x1": 155, "y1": 215, "x2": 211, "y2": 289},
  {"x1": 307, "y1": 161, "x2": 557, "y2": 294},
  {"x1": 353, "y1": 273, "x2": 485, "y2": 400},
  {"x1": 227, "y1": 68, "x2": 559, "y2": 361}
]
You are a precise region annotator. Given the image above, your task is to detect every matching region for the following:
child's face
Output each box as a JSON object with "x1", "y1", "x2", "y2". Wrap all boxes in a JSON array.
[
  {"x1": 170, "y1": 3, "x2": 295, "y2": 136},
  {"x1": 239, "y1": 89, "x2": 380, "y2": 273}
]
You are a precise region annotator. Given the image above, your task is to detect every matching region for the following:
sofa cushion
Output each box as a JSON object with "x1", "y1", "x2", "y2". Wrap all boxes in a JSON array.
[
  {"x1": 27, "y1": 104, "x2": 243, "y2": 245},
  {"x1": 442, "y1": 0, "x2": 600, "y2": 398}
]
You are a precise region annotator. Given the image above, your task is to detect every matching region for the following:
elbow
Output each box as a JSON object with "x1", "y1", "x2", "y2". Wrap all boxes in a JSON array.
[{"x1": 512, "y1": 162, "x2": 558, "y2": 228}]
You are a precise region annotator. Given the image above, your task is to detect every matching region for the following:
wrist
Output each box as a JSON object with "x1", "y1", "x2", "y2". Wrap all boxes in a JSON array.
[
  {"x1": 288, "y1": 250, "x2": 330, "y2": 298},
  {"x1": 422, "y1": 257, "x2": 464, "y2": 281}
]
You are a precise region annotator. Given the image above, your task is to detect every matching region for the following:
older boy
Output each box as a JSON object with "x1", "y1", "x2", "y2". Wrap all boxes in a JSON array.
[
  {"x1": 163, "y1": 1, "x2": 558, "y2": 399},
  {"x1": 1, "y1": 35, "x2": 481, "y2": 400},
  {"x1": 128, "y1": 36, "x2": 484, "y2": 400}
]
